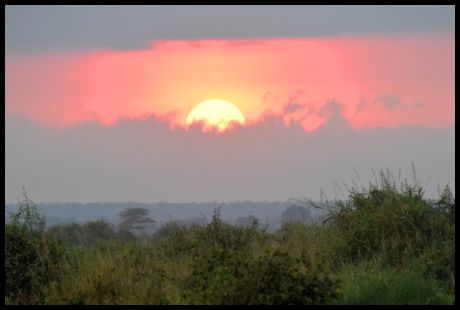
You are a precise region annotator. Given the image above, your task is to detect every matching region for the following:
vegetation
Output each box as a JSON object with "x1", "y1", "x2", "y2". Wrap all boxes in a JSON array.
[
  {"x1": 281, "y1": 204, "x2": 312, "y2": 225},
  {"x1": 4, "y1": 170, "x2": 455, "y2": 304},
  {"x1": 118, "y1": 208, "x2": 156, "y2": 237}
]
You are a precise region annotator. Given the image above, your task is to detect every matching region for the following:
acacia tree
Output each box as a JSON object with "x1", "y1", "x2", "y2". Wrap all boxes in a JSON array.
[
  {"x1": 118, "y1": 208, "x2": 156, "y2": 236},
  {"x1": 281, "y1": 204, "x2": 311, "y2": 225}
]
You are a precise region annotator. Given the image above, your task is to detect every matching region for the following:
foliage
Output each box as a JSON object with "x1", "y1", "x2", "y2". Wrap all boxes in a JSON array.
[
  {"x1": 118, "y1": 208, "x2": 156, "y2": 236},
  {"x1": 43, "y1": 241, "x2": 170, "y2": 304},
  {"x1": 47, "y1": 219, "x2": 118, "y2": 246},
  {"x1": 8, "y1": 189, "x2": 45, "y2": 233},
  {"x1": 5, "y1": 190, "x2": 66, "y2": 304},
  {"x1": 334, "y1": 264, "x2": 453, "y2": 305},
  {"x1": 234, "y1": 215, "x2": 261, "y2": 227},
  {"x1": 323, "y1": 170, "x2": 454, "y2": 270},
  {"x1": 5, "y1": 169, "x2": 455, "y2": 304},
  {"x1": 185, "y1": 246, "x2": 339, "y2": 304},
  {"x1": 178, "y1": 209, "x2": 338, "y2": 304},
  {"x1": 434, "y1": 184, "x2": 455, "y2": 224},
  {"x1": 150, "y1": 220, "x2": 183, "y2": 243},
  {"x1": 281, "y1": 204, "x2": 312, "y2": 225}
]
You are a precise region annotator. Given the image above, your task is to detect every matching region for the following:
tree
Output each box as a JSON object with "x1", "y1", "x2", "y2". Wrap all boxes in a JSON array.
[
  {"x1": 235, "y1": 215, "x2": 261, "y2": 227},
  {"x1": 47, "y1": 219, "x2": 116, "y2": 246},
  {"x1": 118, "y1": 208, "x2": 156, "y2": 236},
  {"x1": 5, "y1": 189, "x2": 64, "y2": 303},
  {"x1": 9, "y1": 187, "x2": 45, "y2": 233},
  {"x1": 281, "y1": 204, "x2": 311, "y2": 225}
]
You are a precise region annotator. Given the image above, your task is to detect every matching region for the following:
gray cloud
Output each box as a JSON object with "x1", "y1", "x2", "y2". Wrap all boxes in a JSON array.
[
  {"x1": 5, "y1": 114, "x2": 455, "y2": 204},
  {"x1": 375, "y1": 95, "x2": 402, "y2": 110},
  {"x1": 358, "y1": 95, "x2": 428, "y2": 112},
  {"x1": 315, "y1": 101, "x2": 351, "y2": 133},
  {"x1": 283, "y1": 102, "x2": 305, "y2": 113},
  {"x1": 5, "y1": 5, "x2": 454, "y2": 53}
]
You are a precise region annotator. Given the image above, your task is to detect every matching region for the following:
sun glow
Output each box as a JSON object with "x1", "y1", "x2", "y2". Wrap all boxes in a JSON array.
[
  {"x1": 6, "y1": 37, "x2": 453, "y2": 129},
  {"x1": 186, "y1": 99, "x2": 246, "y2": 132}
]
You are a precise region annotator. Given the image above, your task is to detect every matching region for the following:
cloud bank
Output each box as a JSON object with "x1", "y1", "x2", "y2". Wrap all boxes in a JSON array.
[
  {"x1": 6, "y1": 35, "x2": 454, "y2": 132},
  {"x1": 5, "y1": 114, "x2": 455, "y2": 203},
  {"x1": 6, "y1": 6, "x2": 454, "y2": 52}
]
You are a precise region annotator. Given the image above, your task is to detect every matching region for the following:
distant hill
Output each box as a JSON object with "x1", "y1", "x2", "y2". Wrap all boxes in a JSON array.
[{"x1": 5, "y1": 201, "x2": 327, "y2": 232}]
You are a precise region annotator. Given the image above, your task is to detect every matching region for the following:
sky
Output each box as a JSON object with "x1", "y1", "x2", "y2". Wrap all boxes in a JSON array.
[{"x1": 5, "y1": 5, "x2": 455, "y2": 203}]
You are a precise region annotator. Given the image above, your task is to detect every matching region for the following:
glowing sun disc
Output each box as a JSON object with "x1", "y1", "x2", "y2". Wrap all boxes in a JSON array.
[{"x1": 186, "y1": 99, "x2": 245, "y2": 131}]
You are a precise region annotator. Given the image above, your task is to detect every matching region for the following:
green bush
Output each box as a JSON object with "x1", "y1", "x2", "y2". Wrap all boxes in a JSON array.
[
  {"x1": 411, "y1": 238, "x2": 455, "y2": 294},
  {"x1": 182, "y1": 211, "x2": 339, "y2": 304},
  {"x1": 5, "y1": 223, "x2": 43, "y2": 303},
  {"x1": 5, "y1": 169, "x2": 454, "y2": 305},
  {"x1": 184, "y1": 244, "x2": 339, "y2": 305},
  {"x1": 324, "y1": 170, "x2": 454, "y2": 267},
  {"x1": 5, "y1": 191, "x2": 66, "y2": 304},
  {"x1": 47, "y1": 219, "x2": 118, "y2": 247},
  {"x1": 334, "y1": 265, "x2": 452, "y2": 305},
  {"x1": 44, "y1": 240, "x2": 170, "y2": 304},
  {"x1": 156, "y1": 224, "x2": 197, "y2": 258},
  {"x1": 151, "y1": 221, "x2": 183, "y2": 243}
]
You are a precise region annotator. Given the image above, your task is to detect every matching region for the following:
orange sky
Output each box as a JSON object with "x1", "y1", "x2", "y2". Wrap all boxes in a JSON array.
[{"x1": 5, "y1": 35, "x2": 454, "y2": 132}]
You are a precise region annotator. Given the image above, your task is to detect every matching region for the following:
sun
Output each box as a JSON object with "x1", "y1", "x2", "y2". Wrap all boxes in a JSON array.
[{"x1": 186, "y1": 99, "x2": 245, "y2": 132}]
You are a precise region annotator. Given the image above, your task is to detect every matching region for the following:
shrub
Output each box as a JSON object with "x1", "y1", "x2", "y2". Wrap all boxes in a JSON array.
[
  {"x1": 44, "y1": 241, "x2": 170, "y2": 304},
  {"x1": 5, "y1": 223, "x2": 43, "y2": 303},
  {"x1": 324, "y1": 170, "x2": 454, "y2": 267},
  {"x1": 47, "y1": 219, "x2": 117, "y2": 247},
  {"x1": 334, "y1": 265, "x2": 452, "y2": 305},
  {"x1": 151, "y1": 220, "x2": 183, "y2": 243},
  {"x1": 5, "y1": 169, "x2": 454, "y2": 305},
  {"x1": 5, "y1": 191, "x2": 66, "y2": 304},
  {"x1": 156, "y1": 224, "x2": 197, "y2": 258},
  {"x1": 185, "y1": 244, "x2": 339, "y2": 305},
  {"x1": 411, "y1": 238, "x2": 455, "y2": 294},
  {"x1": 281, "y1": 204, "x2": 312, "y2": 225},
  {"x1": 183, "y1": 210, "x2": 339, "y2": 304}
]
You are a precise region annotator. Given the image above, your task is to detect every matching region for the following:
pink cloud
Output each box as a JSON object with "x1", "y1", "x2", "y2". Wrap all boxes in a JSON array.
[{"x1": 5, "y1": 35, "x2": 454, "y2": 131}]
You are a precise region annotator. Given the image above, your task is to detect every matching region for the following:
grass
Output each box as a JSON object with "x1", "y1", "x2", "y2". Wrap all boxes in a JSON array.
[
  {"x1": 5, "y1": 169, "x2": 455, "y2": 304},
  {"x1": 334, "y1": 264, "x2": 453, "y2": 305}
]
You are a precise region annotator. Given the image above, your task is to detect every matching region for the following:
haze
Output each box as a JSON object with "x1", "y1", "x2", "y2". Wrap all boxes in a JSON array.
[{"x1": 5, "y1": 5, "x2": 455, "y2": 203}]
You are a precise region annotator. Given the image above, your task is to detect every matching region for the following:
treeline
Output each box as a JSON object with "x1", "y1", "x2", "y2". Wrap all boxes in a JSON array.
[
  {"x1": 5, "y1": 170, "x2": 455, "y2": 304},
  {"x1": 5, "y1": 200, "x2": 297, "y2": 231}
]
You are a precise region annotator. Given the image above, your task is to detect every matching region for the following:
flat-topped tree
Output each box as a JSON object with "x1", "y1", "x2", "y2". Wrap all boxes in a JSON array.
[{"x1": 118, "y1": 208, "x2": 156, "y2": 236}]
